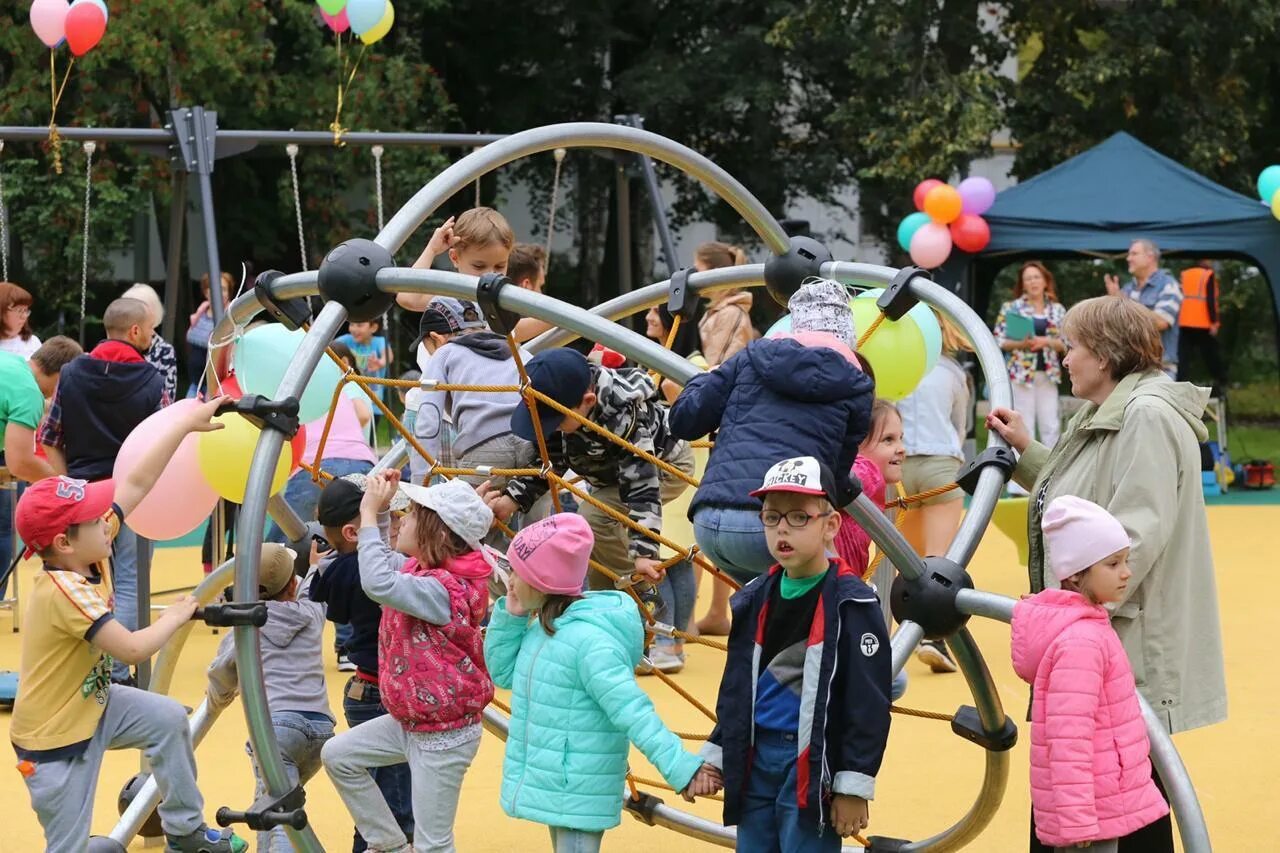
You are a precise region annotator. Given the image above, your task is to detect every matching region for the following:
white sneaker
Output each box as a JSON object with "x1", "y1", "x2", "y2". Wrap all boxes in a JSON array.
[
  {"x1": 336, "y1": 654, "x2": 356, "y2": 673},
  {"x1": 649, "y1": 649, "x2": 686, "y2": 673},
  {"x1": 916, "y1": 640, "x2": 958, "y2": 673}
]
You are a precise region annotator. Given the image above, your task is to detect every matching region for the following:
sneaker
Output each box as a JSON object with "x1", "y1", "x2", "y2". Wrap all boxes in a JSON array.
[
  {"x1": 916, "y1": 640, "x2": 958, "y2": 674},
  {"x1": 166, "y1": 825, "x2": 248, "y2": 852},
  {"x1": 336, "y1": 654, "x2": 356, "y2": 672},
  {"x1": 649, "y1": 649, "x2": 686, "y2": 674}
]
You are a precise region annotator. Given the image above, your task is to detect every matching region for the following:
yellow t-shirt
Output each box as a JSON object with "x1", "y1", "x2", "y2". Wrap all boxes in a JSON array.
[{"x1": 11, "y1": 509, "x2": 120, "y2": 761}]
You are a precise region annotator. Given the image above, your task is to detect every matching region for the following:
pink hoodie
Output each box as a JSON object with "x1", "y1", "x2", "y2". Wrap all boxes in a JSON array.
[
  {"x1": 833, "y1": 455, "x2": 885, "y2": 577},
  {"x1": 1011, "y1": 589, "x2": 1169, "y2": 847}
]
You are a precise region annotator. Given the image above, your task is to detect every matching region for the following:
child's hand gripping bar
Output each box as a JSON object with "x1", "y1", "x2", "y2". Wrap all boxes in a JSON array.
[{"x1": 195, "y1": 603, "x2": 269, "y2": 627}]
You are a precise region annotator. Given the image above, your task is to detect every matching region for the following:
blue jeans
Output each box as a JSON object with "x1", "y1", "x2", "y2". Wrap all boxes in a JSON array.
[
  {"x1": 267, "y1": 458, "x2": 374, "y2": 547},
  {"x1": 110, "y1": 522, "x2": 141, "y2": 681},
  {"x1": 693, "y1": 506, "x2": 775, "y2": 585},
  {"x1": 246, "y1": 712, "x2": 335, "y2": 853},
  {"x1": 737, "y1": 728, "x2": 841, "y2": 853},
  {"x1": 548, "y1": 826, "x2": 604, "y2": 852},
  {"x1": 0, "y1": 479, "x2": 23, "y2": 599},
  {"x1": 342, "y1": 677, "x2": 414, "y2": 853},
  {"x1": 656, "y1": 559, "x2": 695, "y2": 649}
]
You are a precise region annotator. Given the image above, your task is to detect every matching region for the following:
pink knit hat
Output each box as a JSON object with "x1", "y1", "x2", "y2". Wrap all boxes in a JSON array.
[
  {"x1": 1042, "y1": 495, "x2": 1131, "y2": 581},
  {"x1": 507, "y1": 513, "x2": 594, "y2": 595}
]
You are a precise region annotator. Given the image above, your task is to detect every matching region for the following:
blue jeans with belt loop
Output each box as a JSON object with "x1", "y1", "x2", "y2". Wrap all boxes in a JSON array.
[{"x1": 736, "y1": 728, "x2": 841, "y2": 853}]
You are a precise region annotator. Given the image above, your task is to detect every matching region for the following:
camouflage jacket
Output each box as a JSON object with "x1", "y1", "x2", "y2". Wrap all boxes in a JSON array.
[{"x1": 505, "y1": 364, "x2": 676, "y2": 559}]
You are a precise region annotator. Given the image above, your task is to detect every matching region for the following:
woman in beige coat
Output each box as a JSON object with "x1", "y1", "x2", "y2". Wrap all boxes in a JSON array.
[
  {"x1": 988, "y1": 296, "x2": 1226, "y2": 851},
  {"x1": 695, "y1": 241, "x2": 755, "y2": 370}
]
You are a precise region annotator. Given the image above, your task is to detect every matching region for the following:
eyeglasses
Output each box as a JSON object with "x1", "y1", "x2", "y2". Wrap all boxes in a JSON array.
[
  {"x1": 759, "y1": 509, "x2": 832, "y2": 529},
  {"x1": 5, "y1": 306, "x2": 31, "y2": 316}
]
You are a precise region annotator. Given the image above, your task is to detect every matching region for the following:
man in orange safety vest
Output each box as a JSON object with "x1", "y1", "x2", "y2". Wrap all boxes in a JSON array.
[{"x1": 1177, "y1": 260, "x2": 1227, "y2": 395}]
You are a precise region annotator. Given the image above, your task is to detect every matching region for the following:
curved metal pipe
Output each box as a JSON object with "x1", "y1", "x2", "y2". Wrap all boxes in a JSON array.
[
  {"x1": 373, "y1": 123, "x2": 789, "y2": 257},
  {"x1": 955, "y1": 589, "x2": 1212, "y2": 853}
]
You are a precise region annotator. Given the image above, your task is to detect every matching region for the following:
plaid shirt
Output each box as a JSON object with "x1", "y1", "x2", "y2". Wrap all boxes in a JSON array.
[{"x1": 1122, "y1": 268, "x2": 1183, "y2": 366}]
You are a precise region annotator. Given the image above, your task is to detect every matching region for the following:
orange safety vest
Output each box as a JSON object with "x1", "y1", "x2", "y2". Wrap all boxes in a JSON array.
[{"x1": 1178, "y1": 267, "x2": 1216, "y2": 329}]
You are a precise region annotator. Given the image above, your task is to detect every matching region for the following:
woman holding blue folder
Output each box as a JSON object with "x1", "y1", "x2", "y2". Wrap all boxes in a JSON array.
[{"x1": 993, "y1": 262, "x2": 1067, "y2": 458}]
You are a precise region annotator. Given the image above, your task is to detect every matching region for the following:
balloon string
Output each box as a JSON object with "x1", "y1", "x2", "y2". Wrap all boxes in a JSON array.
[
  {"x1": 331, "y1": 32, "x2": 347, "y2": 146},
  {"x1": 48, "y1": 49, "x2": 63, "y2": 174},
  {"x1": 344, "y1": 45, "x2": 368, "y2": 91}
]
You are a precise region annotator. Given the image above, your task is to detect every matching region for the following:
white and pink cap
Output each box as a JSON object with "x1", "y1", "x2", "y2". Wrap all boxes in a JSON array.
[{"x1": 750, "y1": 456, "x2": 839, "y2": 506}]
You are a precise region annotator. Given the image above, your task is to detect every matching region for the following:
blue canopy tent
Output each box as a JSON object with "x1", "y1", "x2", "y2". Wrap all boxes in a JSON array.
[{"x1": 941, "y1": 132, "x2": 1280, "y2": 358}]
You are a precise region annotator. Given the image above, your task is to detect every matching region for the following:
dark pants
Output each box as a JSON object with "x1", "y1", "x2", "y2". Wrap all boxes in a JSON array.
[
  {"x1": 1177, "y1": 327, "x2": 1227, "y2": 391},
  {"x1": 1030, "y1": 765, "x2": 1174, "y2": 852},
  {"x1": 202, "y1": 502, "x2": 238, "y2": 567},
  {"x1": 342, "y1": 676, "x2": 414, "y2": 853}
]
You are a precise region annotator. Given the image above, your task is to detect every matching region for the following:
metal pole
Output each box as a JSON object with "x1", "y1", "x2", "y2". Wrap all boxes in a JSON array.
[
  {"x1": 231, "y1": 303, "x2": 345, "y2": 853},
  {"x1": 182, "y1": 108, "x2": 226, "y2": 325},
  {"x1": 615, "y1": 154, "x2": 633, "y2": 296},
  {"x1": 0, "y1": 125, "x2": 504, "y2": 147},
  {"x1": 162, "y1": 171, "x2": 187, "y2": 347},
  {"x1": 135, "y1": 537, "x2": 153, "y2": 689},
  {"x1": 637, "y1": 153, "x2": 678, "y2": 276},
  {"x1": 374, "y1": 122, "x2": 790, "y2": 259}
]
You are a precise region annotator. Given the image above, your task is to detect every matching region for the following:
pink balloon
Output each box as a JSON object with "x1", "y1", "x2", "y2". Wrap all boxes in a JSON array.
[
  {"x1": 771, "y1": 331, "x2": 862, "y2": 368},
  {"x1": 30, "y1": 0, "x2": 70, "y2": 48},
  {"x1": 113, "y1": 399, "x2": 220, "y2": 541},
  {"x1": 957, "y1": 176, "x2": 996, "y2": 216},
  {"x1": 909, "y1": 223, "x2": 953, "y2": 269},
  {"x1": 322, "y1": 7, "x2": 350, "y2": 32}
]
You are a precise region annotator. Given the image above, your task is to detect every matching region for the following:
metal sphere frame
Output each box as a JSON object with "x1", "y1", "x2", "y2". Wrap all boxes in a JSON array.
[{"x1": 110, "y1": 123, "x2": 1210, "y2": 852}]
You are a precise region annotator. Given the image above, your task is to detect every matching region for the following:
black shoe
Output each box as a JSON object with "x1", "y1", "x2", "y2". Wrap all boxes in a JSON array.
[{"x1": 916, "y1": 640, "x2": 957, "y2": 673}]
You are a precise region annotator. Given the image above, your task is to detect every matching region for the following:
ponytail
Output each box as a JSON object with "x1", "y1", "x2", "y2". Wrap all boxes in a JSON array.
[{"x1": 695, "y1": 241, "x2": 747, "y2": 271}]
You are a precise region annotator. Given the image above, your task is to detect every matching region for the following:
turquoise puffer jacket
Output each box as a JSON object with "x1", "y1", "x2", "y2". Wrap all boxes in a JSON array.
[{"x1": 485, "y1": 591, "x2": 703, "y2": 831}]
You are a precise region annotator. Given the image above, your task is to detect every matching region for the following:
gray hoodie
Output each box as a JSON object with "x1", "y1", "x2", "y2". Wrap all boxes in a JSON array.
[{"x1": 413, "y1": 331, "x2": 534, "y2": 463}]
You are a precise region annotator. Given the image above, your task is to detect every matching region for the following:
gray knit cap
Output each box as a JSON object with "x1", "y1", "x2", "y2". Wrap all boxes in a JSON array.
[{"x1": 788, "y1": 279, "x2": 856, "y2": 348}]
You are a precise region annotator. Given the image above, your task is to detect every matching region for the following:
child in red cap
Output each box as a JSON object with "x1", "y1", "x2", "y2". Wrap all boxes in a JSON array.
[
  {"x1": 11, "y1": 395, "x2": 250, "y2": 852},
  {"x1": 484, "y1": 513, "x2": 715, "y2": 850}
]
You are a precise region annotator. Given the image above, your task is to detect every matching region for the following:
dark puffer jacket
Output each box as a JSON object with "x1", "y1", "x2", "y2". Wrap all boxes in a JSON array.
[{"x1": 669, "y1": 337, "x2": 874, "y2": 516}]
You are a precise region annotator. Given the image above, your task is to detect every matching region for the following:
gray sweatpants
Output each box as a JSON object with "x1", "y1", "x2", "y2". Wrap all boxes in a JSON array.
[
  {"x1": 20, "y1": 685, "x2": 204, "y2": 852},
  {"x1": 322, "y1": 714, "x2": 481, "y2": 853}
]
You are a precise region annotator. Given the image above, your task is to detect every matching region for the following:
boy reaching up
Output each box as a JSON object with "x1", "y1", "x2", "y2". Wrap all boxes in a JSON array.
[{"x1": 11, "y1": 396, "x2": 249, "y2": 853}]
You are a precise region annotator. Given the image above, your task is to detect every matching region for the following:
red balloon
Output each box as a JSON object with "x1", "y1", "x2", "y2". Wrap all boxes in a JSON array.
[
  {"x1": 913, "y1": 178, "x2": 945, "y2": 212},
  {"x1": 218, "y1": 374, "x2": 244, "y2": 399},
  {"x1": 64, "y1": 1, "x2": 106, "y2": 57},
  {"x1": 290, "y1": 425, "x2": 308, "y2": 471},
  {"x1": 949, "y1": 214, "x2": 991, "y2": 253}
]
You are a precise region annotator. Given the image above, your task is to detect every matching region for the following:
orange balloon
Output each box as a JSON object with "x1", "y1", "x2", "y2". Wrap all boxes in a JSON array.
[{"x1": 923, "y1": 184, "x2": 963, "y2": 224}]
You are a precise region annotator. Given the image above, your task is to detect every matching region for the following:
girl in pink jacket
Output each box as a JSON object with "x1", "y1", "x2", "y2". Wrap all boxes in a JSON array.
[{"x1": 1012, "y1": 495, "x2": 1170, "y2": 852}]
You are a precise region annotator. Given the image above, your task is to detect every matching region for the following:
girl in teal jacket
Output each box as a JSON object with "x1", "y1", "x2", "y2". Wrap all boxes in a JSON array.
[{"x1": 484, "y1": 513, "x2": 713, "y2": 850}]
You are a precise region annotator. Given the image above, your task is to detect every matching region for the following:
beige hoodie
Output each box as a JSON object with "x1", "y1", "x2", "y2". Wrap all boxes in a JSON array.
[
  {"x1": 1014, "y1": 370, "x2": 1227, "y2": 734},
  {"x1": 698, "y1": 291, "x2": 755, "y2": 367}
]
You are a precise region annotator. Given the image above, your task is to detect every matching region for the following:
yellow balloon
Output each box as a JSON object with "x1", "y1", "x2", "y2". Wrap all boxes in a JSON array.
[
  {"x1": 197, "y1": 413, "x2": 292, "y2": 503},
  {"x1": 849, "y1": 298, "x2": 927, "y2": 401},
  {"x1": 1272, "y1": 190, "x2": 1280, "y2": 221},
  {"x1": 360, "y1": 0, "x2": 394, "y2": 44}
]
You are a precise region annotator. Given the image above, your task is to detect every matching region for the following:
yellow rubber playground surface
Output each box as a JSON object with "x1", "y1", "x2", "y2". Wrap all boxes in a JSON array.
[{"x1": 1, "y1": 505, "x2": 1273, "y2": 850}]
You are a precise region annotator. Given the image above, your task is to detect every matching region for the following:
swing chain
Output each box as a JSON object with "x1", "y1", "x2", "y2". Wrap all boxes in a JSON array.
[
  {"x1": 79, "y1": 141, "x2": 96, "y2": 343},
  {"x1": 0, "y1": 139, "x2": 8, "y2": 281},
  {"x1": 286, "y1": 143, "x2": 307, "y2": 271},
  {"x1": 372, "y1": 145, "x2": 385, "y2": 232},
  {"x1": 545, "y1": 147, "x2": 566, "y2": 260}
]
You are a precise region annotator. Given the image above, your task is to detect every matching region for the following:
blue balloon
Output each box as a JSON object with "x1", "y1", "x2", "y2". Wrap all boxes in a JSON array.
[
  {"x1": 1257, "y1": 165, "x2": 1280, "y2": 203},
  {"x1": 233, "y1": 324, "x2": 346, "y2": 424},
  {"x1": 896, "y1": 212, "x2": 931, "y2": 252},
  {"x1": 346, "y1": 0, "x2": 387, "y2": 35}
]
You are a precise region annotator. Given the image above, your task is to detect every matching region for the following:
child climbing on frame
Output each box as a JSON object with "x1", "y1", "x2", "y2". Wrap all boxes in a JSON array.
[
  {"x1": 699, "y1": 455, "x2": 892, "y2": 851},
  {"x1": 10, "y1": 395, "x2": 250, "y2": 852},
  {"x1": 206, "y1": 543, "x2": 334, "y2": 853},
  {"x1": 484, "y1": 512, "x2": 714, "y2": 852},
  {"x1": 1013, "y1": 496, "x2": 1170, "y2": 853},
  {"x1": 398, "y1": 207, "x2": 514, "y2": 314},
  {"x1": 322, "y1": 472, "x2": 495, "y2": 853}
]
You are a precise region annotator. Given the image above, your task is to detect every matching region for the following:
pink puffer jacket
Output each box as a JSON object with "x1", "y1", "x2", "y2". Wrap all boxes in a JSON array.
[{"x1": 1011, "y1": 589, "x2": 1169, "y2": 847}]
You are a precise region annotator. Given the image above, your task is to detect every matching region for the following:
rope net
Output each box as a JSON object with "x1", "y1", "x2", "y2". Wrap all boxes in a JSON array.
[{"x1": 303, "y1": 306, "x2": 949, "y2": 834}]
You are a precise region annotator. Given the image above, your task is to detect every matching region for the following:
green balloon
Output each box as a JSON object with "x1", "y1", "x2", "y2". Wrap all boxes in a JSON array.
[{"x1": 316, "y1": 0, "x2": 347, "y2": 16}]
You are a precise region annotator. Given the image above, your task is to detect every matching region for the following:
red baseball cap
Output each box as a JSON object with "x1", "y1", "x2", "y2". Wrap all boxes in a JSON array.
[{"x1": 16, "y1": 476, "x2": 116, "y2": 559}]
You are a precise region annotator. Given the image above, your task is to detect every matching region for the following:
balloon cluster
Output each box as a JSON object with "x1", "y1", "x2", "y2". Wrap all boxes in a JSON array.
[
  {"x1": 1256, "y1": 165, "x2": 1280, "y2": 221},
  {"x1": 30, "y1": 0, "x2": 108, "y2": 56},
  {"x1": 317, "y1": 0, "x2": 395, "y2": 43},
  {"x1": 766, "y1": 289, "x2": 943, "y2": 401},
  {"x1": 897, "y1": 177, "x2": 996, "y2": 268},
  {"x1": 113, "y1": 325, "x2": 349, "y2": 541}
]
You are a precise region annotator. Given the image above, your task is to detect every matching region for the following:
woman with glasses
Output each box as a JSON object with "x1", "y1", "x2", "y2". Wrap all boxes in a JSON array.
[{"x1": 0, "y1": 282, "x2": 40, "y2": 359}]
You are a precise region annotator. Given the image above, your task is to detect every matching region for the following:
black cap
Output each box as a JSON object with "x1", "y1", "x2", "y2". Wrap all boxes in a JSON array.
[
  {"x1": 510, "y1": 348, "x2": 592, "y2": 442},
  {"x1": 409, "y1": 297, "x2": 486, "y2": 351},
  {"x1": 317, "y1": 478, "x2": 364, "y2": 527}
]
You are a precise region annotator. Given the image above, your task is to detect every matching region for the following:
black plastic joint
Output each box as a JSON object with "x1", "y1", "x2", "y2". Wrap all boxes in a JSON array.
[
  {"x1": 198, "y1": 602, "x2": 269, "y2": 628},
  {"x1": 215, "y1": 394, "x2": 301, "y2": 439},
  {"x1": 476, "y1": 272, "x2": 521, "y2": 336},
  {"x1": 763, "y1": 235, "x2": 834, "y2": 306},
  {"x1": 254, "y1": 270, "x2": 313, "y2": 331},
  {"x1": 955, "y1": 446, "x2": 1018, "y2": 495},
  {"x1": 889, "y1": 557, "x2": 974, "y2": 640},
  {"x1": 216, "y1": 785, "x2": 307, "y2": 832},
  {"x1": 666, "y1": 268, "x2": 699, "y2": 321},
  {"x1": 623, "y1": 790, "x2": 664, "y2": 826},
  {"x1": 866, "y1": 838, "x2": 912, "y2": 852},
  {"x1": 875, "y1": 266, "x2": 930, "y2": 321},
  {"x1": 843, "y1": 471, "x2": 865, "y2": 505},
  {"x1": 951, "y1": 705, "x2": 1019, "y2": 752}
]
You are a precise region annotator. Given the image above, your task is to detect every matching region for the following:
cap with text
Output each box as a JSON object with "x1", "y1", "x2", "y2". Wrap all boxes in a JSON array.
[
  {"x1": 749, "y1": 456, "x2": 839, "y2": 506},
  {"x1": 15, "y1": 476, "x2": 116, "y2": 558}
]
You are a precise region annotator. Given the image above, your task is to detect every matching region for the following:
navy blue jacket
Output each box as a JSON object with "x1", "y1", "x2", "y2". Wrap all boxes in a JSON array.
[
  {"x1": 668, "y1": 338, "x2": 873, "y2": 515},
  {"x1": 309, "y1": 550, "x2": 381, "y2": 675},
  {"x1": 54, "y1": 351, "x2": 163, "y2": 482},
  {"x1": 701, "y1": 559, "x2": 892, "y2": 831}
]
